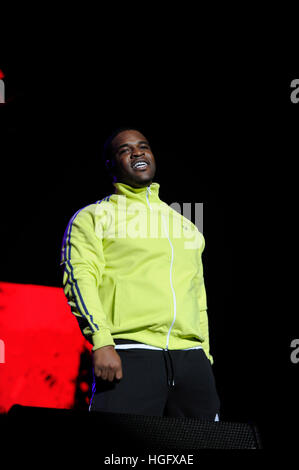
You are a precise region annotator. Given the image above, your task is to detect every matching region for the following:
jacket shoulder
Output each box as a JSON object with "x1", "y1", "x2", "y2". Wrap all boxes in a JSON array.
[{"x1": 69, "y1": 196, "x2": 113, "y2": 222}]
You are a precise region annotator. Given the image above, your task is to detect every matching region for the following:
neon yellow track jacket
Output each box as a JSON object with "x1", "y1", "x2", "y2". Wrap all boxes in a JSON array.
[{"x1": 60, "y1": 182, "x2": 213, "y2": 363}]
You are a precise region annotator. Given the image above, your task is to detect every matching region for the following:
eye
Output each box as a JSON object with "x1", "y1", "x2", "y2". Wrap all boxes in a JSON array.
[{"x1": 119, "y1": 148, "x2": 130, "y2": 155}]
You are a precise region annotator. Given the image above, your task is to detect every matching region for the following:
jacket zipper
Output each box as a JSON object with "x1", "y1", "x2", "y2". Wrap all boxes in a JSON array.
[
  {"x1": 146, "y1": 185, "x2": 152, "y2": 211},
  {"x1": 146, "y1": 186, "x2": 177, "y2": 353}
]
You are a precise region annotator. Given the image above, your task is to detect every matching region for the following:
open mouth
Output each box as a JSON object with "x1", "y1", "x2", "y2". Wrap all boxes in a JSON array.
[{"x1": 132, "y1": 160, "x2": 149, "y2": 171}]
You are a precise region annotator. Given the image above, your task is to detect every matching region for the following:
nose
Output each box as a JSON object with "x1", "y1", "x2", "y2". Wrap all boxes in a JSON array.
[{"x1": 131, "y1": 147, "x2": 145, "y2": 158}]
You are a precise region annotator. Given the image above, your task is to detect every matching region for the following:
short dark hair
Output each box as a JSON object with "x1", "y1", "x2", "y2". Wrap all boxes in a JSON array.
[{"x1": 102, "y1": 126, "x2": 143, "y2": 165}]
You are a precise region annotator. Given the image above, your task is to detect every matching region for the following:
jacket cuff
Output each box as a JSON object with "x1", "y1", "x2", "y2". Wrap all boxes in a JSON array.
[{"x1": 91, "y1": 329, "x2": 115, "y2": 351}]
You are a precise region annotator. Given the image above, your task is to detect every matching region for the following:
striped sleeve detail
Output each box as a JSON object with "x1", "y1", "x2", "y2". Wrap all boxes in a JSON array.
[
  {"x1": 95, "y1": 194, "x2": 111, "y2": 206},
  {"x1": 64, "y1": 261, "x2": 99, "y2": 333},
  {"x1": 60, "y1": 205, "x2": 90, "y2": 266},
  {"x1": 60, "y1": 196, "x2": 112, "y2": 264},
  {"x1": 60, "y1": 196, "x2": 112, "y2": 333}
]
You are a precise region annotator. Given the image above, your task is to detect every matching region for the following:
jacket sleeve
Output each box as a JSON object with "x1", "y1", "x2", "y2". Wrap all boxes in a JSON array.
[
  {"x1": 60, "y1": 206, "x2": 115, "y2": 351},
  {"x1": 198, "y1": 236, "x2": 214, "y2": 365}
]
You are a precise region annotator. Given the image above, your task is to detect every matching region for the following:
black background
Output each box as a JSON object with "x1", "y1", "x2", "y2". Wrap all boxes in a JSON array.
[{"x1": 1, "y1": 45, "x2": 298, "y2": 455}]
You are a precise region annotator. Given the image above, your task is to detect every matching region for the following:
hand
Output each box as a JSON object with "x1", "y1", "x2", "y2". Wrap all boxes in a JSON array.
[{"x1": 92, "y1": 345, "x2": 123, "y2": 382}]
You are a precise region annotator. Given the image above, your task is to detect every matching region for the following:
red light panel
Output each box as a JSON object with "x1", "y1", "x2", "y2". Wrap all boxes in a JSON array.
[{"x1": 0, "y1": 281, "x2": 92, "y2": 413}]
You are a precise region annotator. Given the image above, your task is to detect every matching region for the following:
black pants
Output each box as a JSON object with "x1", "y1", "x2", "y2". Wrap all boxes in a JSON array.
[{"x1": 89, "y1": 346, "x2": 220, "y2": 420}]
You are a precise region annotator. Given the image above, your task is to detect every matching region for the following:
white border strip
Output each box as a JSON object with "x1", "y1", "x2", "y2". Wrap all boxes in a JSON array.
[{"x1": 114, "y1": 344, "x2": 202, "y2": 351}]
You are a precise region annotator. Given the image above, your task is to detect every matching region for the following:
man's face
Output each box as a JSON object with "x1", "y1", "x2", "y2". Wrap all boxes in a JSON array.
[{"x1": 109, "y1": 130, "x2": 156, "y2": 188}]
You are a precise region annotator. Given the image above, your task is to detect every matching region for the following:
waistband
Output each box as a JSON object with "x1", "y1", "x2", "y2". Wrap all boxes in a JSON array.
[{"x1": 113, "y1": 338, "x2": 203, "y2": 351}]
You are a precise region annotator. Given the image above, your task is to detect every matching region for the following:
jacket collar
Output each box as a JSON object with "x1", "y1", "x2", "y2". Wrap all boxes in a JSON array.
[{"x1": 113, "y1": 181, "x2": 161, "y2": 202}]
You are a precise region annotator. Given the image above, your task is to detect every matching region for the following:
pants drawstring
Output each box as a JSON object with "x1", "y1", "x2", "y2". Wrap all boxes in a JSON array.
[
  {"x1": 169, "y1": 350, "x2": 175, "y2": 387},
  {"x1": 163, "y1": 349, "x2": 175, "y2": 388}
]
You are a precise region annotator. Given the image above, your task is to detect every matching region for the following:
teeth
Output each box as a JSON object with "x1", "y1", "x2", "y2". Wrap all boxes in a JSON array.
[{"x1": 133, "y1": 162, "x2": 148, "y2": 169}]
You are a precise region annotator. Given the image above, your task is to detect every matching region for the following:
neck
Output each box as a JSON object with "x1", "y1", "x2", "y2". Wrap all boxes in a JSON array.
[{"x1": 114, "y1": 177, "x2": 153, "y2": 188}]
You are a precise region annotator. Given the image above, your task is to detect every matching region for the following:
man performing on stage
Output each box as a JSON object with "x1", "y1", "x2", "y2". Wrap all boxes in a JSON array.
[{"x1": 60, "y1": 128, "x2": 220, "y2": 420}]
